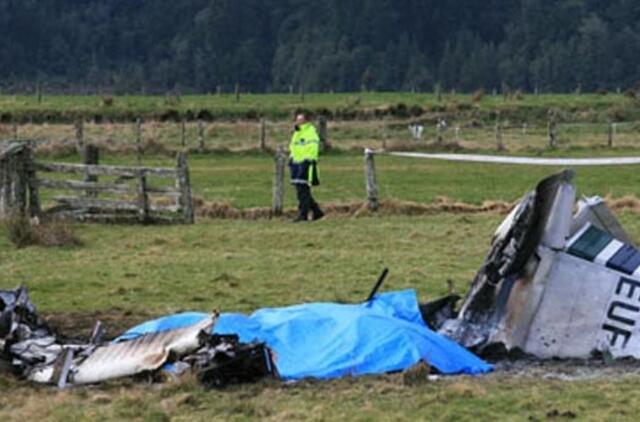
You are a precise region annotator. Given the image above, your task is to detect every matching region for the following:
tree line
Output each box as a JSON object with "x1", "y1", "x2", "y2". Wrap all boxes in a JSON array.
[{"x1": 1, "y1": 0, "x2": 639, "y2": 94}]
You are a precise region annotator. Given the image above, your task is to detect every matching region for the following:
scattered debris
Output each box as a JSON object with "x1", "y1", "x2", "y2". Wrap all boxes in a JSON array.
[
  {"x1": 433, "y1": 170, "x2": 640, "y2": 360},
  {"x1": 1, "y1": 287, "x2": 492, "y2": 388},
  {"x1": 0, "y1": 286, "x2": 276, "y2": 387}
]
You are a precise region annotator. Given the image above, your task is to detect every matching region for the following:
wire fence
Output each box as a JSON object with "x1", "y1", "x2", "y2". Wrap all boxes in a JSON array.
[{"x1": 1, "y1": 118, "x2": 639, "y2": 155}]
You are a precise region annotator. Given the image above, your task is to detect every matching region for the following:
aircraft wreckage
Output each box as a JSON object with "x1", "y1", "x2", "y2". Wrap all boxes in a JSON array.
[
  {"x1": 2, "y1": 170, "x2": 640, "y2": 387},
  {"x1": 431, "y1": 169, "x2": 640, "y2": 359}
]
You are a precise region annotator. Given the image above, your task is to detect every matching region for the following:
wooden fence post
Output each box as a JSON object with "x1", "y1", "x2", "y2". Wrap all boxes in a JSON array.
[
  {"x1": 15, "y1": 149, "x2": 26, "y2": 216},
  {"x1": 198, "y1": 120, "x2": 205, "y2": 153},
  {"x1": 260, "y1": 118, "x2": 267, "y2": 151},
  {"x1": 436, "y1": 119, "x2": 444, "y2": 144},
  {"x1": 25, "y1": 146, "x2": 40, "y2": 217},
  {"x1": 272, "y1": 146, "x2": 286, "y2": 216},
  {"x1": 75, "y1": 120, "x2": 84, "y2": 153},
  {"x1": 137, "y1": 172, "x2": 149, "y2": 224},
  {"x1": 607, "y1": 121, "x2": 614, "y2": 148},
  {"x1": 176, "y1": 152, "x2": 194, "y2": 224},
  {"x1": 180, "y1": 120, "x2": 186, "y2": 147},
  {"x1": 381, "y1": 119, "x2": 388, "y2": 150},
  {"x1": 12, "y1": 121, "x2": 17, "y2": 142},
  {"x1": 364, "y1": 148, "x2": 379, "y2": 211},
  {"x1": 547, "y1": 111, "x2": 557, "y2": 149},
  {"x1": 0, "y1": 144, "x2": 37, "y2": 218},
  {"x1": 83, "y1": 144, "x2": 99, "y2": 197},
  {"x1": 318, "y1": 115, "x2": 328, "y2": 151},
  {"x1": 135, "y1": 118, "x2": 142, "y2": 165},
  {"x1": 235, "y1": 82, "x2": 240, "y2": 102},
  {"x1": 495, "y1": 113, "x2": 504, "y2": 151}
]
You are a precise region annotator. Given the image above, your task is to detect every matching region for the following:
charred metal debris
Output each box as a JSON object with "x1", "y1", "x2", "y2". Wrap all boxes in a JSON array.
[
  {"x1": 0, "y1": 287, "x2": 276, "y2": 388},
  {"x1": 427, "y1": 170, "x2": 640, "y2": 361}
]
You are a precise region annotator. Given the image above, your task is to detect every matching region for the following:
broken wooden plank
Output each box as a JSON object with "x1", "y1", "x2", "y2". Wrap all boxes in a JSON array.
[
  {"x1": 37, "y1": 179, "x2": 136, "y2": 194},
  {"x1": 55, "y1": 213, "x2": 186, "y2": 224},
  {"x1": 35, "y1": 162, "x2": 177, "y2": 178},
  {"x1": 52, "y1": 196, "x2": 180, "y2": 213},
  {"x1": 53, "y1": 196, "x2": 139, "y2": 211}
]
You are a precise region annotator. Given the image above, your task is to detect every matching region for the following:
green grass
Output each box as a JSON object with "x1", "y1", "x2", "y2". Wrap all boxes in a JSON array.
[
  {"x1": 4, "y1": 149, "x2": 640, "y2": 420},
  {"x1": 2, "y1": 211, "x2": 640, "y2": 420},
  {"x1": 1, "y1": 92, "x2": 639, "y2": 123}
]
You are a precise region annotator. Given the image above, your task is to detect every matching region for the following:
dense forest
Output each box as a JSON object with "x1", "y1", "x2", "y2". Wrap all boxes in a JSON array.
[{"x1": 1, "y1": 0, "x2": 639, "y2": 94}]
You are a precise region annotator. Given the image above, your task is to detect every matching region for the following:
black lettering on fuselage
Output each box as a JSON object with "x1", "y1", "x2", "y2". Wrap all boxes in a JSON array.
[
  {"x1": 602, "y1": 323, "x2": 632, "y2": 348},
  {"x1": 607, "y1": 301, "x2": 639, "y2": 326},
  {"x1": 616, "y1": 277, "x2": 640, "y2": 299},
  {"x1": 602, "y1": 277, "x2": 640, "y2": 348}
]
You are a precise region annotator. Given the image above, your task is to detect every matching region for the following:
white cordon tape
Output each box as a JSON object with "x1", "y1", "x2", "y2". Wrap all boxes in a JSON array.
[{"x1": 388, "y1": 152, "x2": 640, "y2": 166}]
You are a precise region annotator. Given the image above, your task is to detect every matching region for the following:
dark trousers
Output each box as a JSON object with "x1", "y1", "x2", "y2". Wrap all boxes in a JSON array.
[{"x1": 295, "y1": 184, "x2": 322, "y2": 219}]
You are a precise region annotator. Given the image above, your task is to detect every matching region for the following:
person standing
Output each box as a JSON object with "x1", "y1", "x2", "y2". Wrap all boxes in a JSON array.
[{"x1": 289, "y1": 113, "x2": 324, "y2": 222}]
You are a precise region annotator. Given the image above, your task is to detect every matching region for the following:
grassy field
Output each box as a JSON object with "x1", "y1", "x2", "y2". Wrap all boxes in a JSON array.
[
  {"x1": 3, "y1": 92, "x2": 640, "y2": 154},
  {"x1": 0, "y1": 92, "x2": 639, "y2": 123},
  {"x1": 3, "y1": 210, "x2": 640, "y2": 420},
  {"x1": 4, "y1": 131, "x2": 640, "y2": 419}
]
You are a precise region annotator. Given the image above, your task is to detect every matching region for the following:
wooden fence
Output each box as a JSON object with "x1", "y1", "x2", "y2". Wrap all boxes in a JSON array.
[
  {"x1": 0, "y1": 142, "x2": 194, "y2": 224},
  {"x1": 0, "y1": 142, "x2": 38, "y2": 218}
]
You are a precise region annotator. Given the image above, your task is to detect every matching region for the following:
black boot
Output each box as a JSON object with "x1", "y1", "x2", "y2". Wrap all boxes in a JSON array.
[{"x1": 311, "y1": 208, "x2": 324, "y2": 221}]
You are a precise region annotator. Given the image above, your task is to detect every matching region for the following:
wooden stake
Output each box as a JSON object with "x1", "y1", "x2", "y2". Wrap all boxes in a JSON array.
[
  {"x1": 495, "y1": 113, "x2": 504, "y2": 151},
  {"x1": 272, "y1": 146, "x2": 286, "y2": 216},
  {"x1": 83, "y1": 144, "x2": 100, "y2": 197},
  {"x1": 176, "y1": 152, "x2": 194, "y2": 224},
  {"x1": 74, "y1": 120, "x2": 84, "y2": 152},
  {"x1": 135, "y1": 118, "x2": 142, "y2": 165},
  {"x1": 364, "y1": 148, "x2": 379, "y2": 211},
  {"x1": 318, "y1": 115, "x2": 328, "y2": 151},
  {"x1": 198, "y1": 120, "x2": 205, "y2": 153},
  {"x1": 260, "y1": 118, "x2": 267, "y2": 151},
  {"x1": 548, "y1": 111, "x2": 557, "y2": 149},
  {"x1": 181, "y1": 120, "x2": 186, "y2": 147}
]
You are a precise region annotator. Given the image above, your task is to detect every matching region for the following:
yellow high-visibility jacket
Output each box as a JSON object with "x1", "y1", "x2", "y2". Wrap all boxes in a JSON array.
[{"x1": 289, "y1": 122, "x2": 320, "y2": 185}]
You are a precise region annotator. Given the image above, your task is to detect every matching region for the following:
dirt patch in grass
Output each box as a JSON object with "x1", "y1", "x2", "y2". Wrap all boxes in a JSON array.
[
  {"x1": 492, "y1": 358, "x2": 640, "y2": 382},
  {"x1": 43, "y1": 309, "x2": 153, "y2": 341},
  {"x1": 190, "y1": 195, "x2": 640, "y2": 220},
  {"x1": 193, "y1": 196, "x2": 517, "y2": 220},
  {"x1": 606, "y1": 194, "x2": 640, "y2": 213}
]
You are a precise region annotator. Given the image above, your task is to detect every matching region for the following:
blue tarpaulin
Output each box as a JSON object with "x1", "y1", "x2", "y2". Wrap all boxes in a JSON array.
[{"x1": 116, "y1": 290, "x2": 492, "y2": 379}]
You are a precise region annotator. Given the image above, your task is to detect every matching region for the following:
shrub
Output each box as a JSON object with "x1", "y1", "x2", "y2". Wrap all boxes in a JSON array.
[
  {"x1": 471, "y1": 89, "x2": 485, "y2": 103},
  {"x1": 34, "y1": 219, "x2": 83, "y2": 247},
  {"x1": 4, "y1": 213, "x2": 39, "y2": 248},
  {"x1": 624, "y1": 89, "x2": 637, "y2": 99},
  {"x1": 595, "y1": 88, "x2": 608, "y2": 95},
  {"x1": 101, "y1": 96, "x2": 114, "y2": 107},
  {"x1": 3, "y1": 215, "x2": 82, "y2": 248}
]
